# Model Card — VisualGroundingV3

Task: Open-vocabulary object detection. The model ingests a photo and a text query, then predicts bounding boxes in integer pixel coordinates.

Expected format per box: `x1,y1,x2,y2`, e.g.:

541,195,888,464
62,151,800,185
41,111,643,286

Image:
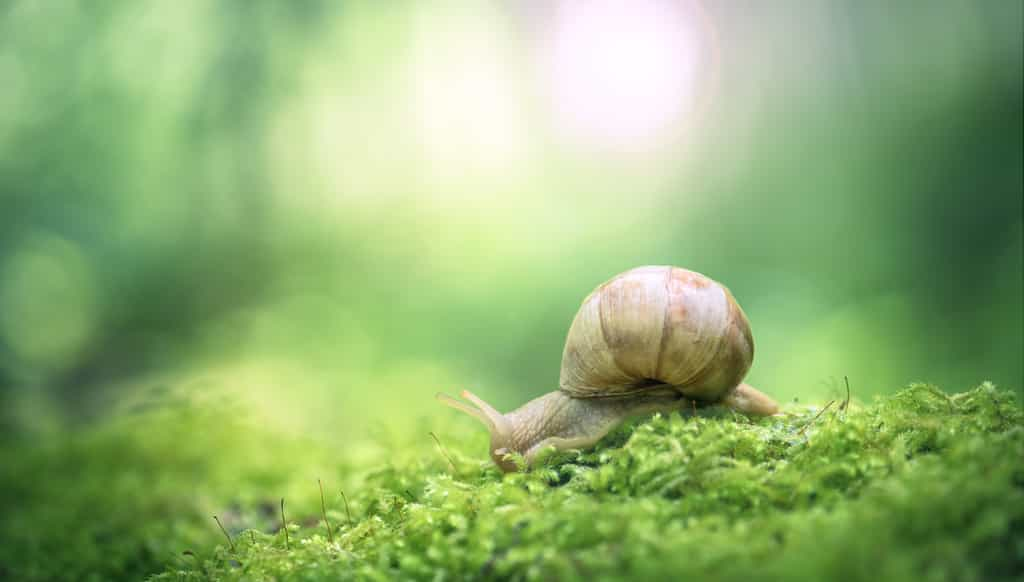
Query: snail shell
559,265,754,404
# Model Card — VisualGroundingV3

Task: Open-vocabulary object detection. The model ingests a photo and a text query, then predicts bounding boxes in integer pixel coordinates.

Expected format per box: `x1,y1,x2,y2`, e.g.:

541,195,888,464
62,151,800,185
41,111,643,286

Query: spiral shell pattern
559,266,754,402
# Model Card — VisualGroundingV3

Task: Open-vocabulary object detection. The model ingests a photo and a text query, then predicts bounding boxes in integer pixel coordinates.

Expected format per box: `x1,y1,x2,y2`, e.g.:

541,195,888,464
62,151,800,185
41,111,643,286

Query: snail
437,265,779,472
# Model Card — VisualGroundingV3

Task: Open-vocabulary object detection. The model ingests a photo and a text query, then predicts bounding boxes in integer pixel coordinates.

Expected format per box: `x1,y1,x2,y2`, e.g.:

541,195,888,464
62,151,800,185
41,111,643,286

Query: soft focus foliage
0,1,1021,440
1,383,1019,580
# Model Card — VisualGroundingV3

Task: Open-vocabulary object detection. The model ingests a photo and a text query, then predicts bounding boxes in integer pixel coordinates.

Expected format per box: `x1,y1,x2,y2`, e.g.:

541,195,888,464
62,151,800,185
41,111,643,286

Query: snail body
437,266,779,472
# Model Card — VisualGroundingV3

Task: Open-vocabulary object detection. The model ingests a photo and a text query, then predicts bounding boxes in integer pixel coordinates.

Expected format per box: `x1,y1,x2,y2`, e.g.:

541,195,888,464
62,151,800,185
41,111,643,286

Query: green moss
0,402,340,581
2,383,1021,581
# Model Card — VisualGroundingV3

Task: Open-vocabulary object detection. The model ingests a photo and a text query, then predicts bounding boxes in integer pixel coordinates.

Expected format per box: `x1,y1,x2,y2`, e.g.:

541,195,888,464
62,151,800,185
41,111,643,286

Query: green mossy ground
1,384,1021,581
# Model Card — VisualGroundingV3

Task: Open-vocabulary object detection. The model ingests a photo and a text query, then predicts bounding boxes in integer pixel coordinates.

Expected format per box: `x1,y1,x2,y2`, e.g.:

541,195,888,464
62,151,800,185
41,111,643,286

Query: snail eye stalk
435,390,511,440
435,391,493,431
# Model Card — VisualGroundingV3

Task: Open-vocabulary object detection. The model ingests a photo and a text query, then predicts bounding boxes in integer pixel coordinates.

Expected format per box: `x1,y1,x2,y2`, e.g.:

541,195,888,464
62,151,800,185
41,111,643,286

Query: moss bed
1,383,1021,581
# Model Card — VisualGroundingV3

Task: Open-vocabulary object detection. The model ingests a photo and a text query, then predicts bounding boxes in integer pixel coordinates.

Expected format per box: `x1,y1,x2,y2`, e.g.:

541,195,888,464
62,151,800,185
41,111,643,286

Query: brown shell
558,266,754,403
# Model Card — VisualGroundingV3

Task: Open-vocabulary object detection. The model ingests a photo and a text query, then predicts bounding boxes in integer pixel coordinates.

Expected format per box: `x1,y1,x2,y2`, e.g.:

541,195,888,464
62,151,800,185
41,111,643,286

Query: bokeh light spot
408,4,530,183
545,0,708,150
0,235,99,369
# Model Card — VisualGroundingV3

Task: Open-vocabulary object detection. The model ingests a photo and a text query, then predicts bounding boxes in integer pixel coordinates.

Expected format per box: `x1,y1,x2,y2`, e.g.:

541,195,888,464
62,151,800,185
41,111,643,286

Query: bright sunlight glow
545,0,707,151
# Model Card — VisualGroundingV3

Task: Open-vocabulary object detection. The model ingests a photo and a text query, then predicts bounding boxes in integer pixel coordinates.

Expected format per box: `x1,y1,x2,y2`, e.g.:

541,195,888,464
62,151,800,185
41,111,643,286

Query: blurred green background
0,0,1021,444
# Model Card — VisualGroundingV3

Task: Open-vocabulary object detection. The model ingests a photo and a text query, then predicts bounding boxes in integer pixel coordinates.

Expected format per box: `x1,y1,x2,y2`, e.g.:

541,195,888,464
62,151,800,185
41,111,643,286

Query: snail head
435,390,517,471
